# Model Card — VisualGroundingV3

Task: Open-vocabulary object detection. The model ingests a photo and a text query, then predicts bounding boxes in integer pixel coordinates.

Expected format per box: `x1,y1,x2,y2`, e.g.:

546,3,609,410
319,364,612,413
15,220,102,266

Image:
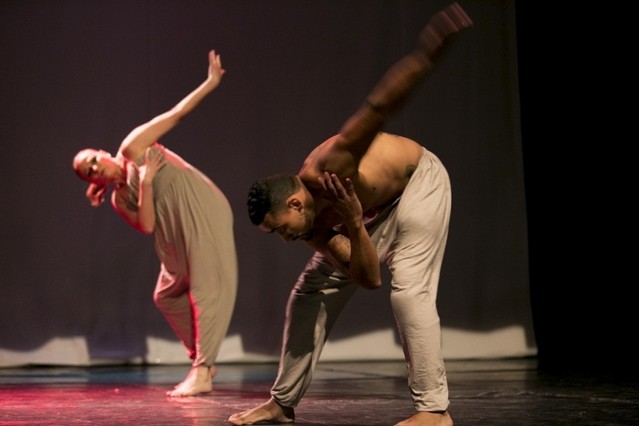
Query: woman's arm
110,50,225,233
110,146,167,234
111,186,140,231
119,50,226,161
136,147,166,233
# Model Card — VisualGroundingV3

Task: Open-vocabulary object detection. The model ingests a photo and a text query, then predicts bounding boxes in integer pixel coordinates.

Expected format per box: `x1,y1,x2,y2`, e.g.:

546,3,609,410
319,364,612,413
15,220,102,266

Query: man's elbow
364,281,382,290
348,265,382,290
356,276,382,290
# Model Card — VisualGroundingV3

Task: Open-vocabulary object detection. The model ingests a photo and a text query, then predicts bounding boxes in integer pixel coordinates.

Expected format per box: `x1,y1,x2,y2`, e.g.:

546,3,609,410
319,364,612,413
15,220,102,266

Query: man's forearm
348,225,382,290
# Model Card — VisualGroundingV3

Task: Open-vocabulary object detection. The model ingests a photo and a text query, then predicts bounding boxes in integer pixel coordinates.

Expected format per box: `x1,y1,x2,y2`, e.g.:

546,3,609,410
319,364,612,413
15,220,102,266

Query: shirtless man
230,3,472,426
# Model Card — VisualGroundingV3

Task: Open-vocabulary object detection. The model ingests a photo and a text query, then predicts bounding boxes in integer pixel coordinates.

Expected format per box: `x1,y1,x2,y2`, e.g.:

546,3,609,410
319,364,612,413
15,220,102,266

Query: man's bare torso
298,131,424,241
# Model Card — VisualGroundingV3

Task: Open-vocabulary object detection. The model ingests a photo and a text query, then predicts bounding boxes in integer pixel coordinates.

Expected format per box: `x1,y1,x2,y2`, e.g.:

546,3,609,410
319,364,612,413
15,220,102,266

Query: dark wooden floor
1,358,638,425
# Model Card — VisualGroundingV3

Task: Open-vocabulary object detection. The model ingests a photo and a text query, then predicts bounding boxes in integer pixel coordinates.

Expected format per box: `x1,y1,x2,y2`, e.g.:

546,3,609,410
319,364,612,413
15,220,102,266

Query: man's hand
319,172,363,229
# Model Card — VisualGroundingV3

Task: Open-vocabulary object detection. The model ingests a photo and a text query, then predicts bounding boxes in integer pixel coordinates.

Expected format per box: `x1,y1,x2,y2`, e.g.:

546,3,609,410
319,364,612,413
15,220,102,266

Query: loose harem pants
271,147,452,412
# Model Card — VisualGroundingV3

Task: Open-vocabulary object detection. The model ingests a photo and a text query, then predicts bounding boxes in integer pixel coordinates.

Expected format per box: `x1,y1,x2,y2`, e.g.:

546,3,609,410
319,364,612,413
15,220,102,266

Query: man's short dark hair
247,174,300,225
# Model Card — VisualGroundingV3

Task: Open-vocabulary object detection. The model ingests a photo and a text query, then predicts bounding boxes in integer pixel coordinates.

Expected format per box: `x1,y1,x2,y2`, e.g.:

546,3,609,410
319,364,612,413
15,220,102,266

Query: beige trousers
146,148,238,368
271,148,451,412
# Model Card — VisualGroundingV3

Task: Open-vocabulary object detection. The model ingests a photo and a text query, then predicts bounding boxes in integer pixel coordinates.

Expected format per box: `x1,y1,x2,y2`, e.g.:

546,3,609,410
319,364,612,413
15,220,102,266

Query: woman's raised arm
119,50,225,161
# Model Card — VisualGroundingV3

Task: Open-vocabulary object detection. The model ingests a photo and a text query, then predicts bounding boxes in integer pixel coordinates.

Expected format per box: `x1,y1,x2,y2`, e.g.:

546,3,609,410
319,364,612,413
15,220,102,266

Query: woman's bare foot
227,397,295,425
394,411,453,426
166,365,216,397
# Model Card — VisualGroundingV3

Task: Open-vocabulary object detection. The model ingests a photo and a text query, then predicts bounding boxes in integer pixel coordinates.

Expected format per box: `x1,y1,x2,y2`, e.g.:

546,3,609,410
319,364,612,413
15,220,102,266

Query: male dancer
231,4,472,425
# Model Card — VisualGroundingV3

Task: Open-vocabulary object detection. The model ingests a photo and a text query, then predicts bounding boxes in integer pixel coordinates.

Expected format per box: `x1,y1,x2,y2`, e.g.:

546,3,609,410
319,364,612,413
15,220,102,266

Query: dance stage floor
1,358,638,425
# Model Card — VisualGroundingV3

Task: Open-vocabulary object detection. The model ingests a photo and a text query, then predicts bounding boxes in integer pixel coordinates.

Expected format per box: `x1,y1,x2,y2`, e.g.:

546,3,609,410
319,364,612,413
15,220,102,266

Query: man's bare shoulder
299,135,340,174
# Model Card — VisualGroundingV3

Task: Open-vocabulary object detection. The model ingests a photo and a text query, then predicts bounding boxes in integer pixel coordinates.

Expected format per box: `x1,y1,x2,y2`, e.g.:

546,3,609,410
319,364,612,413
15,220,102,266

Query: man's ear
287,197,303,211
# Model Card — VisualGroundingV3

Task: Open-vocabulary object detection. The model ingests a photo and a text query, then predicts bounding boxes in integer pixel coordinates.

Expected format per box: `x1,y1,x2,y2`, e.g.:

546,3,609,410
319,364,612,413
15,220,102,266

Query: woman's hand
86,183,107,207
207,49,226,89
139,147,166,185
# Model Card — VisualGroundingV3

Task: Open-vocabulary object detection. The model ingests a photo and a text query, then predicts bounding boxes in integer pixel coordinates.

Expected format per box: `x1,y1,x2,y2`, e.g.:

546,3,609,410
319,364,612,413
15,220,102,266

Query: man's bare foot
166,365,216,397
228,397,295,425
395,411,453,426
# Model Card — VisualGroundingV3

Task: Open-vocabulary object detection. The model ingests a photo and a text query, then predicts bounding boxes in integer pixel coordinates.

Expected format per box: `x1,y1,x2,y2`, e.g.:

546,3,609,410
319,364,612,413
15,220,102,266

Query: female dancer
72,50,237,397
